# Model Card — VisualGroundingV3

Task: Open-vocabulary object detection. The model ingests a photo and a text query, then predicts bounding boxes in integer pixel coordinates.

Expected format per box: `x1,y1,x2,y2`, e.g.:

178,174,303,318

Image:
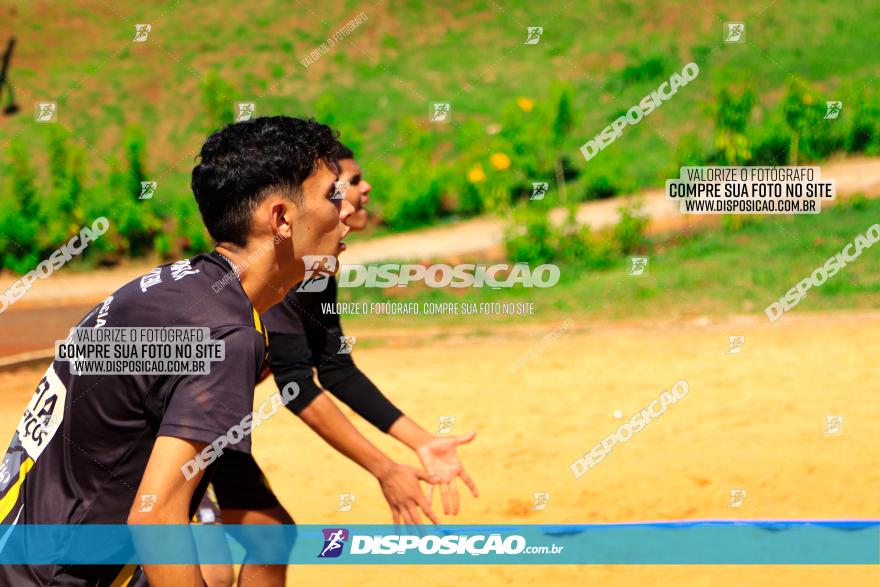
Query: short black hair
333,142,354,161
191,116,339,246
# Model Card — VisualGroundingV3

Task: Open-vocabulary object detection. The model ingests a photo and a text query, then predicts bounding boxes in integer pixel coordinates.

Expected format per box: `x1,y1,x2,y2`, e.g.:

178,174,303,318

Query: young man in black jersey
208,145,478,585
0,117,436,586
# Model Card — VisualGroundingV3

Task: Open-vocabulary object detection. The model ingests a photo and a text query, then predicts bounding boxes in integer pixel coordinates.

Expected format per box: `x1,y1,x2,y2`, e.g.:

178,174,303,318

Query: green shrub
612,200,649,255
781,77,815,164
712,87,754,164
201,71,236,131
503,206,616,269
1,140,42,272
503,208,557,265
379,157,444,231
583,173,619,200
846,88,880,154
606,53,672,92
747,117,790,165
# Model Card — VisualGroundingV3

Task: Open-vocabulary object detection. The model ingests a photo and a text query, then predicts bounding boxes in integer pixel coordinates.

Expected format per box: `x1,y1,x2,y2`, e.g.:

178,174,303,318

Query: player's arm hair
128,436,208,587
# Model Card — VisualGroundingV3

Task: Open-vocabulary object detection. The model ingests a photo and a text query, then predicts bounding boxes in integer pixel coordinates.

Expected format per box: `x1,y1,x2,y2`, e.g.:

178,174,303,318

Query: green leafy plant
712,87,754,165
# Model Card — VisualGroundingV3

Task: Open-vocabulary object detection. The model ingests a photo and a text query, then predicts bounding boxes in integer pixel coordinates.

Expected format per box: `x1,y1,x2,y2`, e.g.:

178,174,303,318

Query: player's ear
271,200,294,240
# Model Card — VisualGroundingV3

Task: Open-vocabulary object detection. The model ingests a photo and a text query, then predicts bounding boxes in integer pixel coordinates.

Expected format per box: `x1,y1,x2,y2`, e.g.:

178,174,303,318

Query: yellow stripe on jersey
0,456,34,522
108,563,137,587
253,307,268,347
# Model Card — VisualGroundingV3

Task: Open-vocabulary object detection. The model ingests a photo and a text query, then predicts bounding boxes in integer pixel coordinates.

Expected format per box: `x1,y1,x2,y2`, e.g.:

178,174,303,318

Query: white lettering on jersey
17,366,67,460
95,295,114,328
170,259,200,282
140,267,163,293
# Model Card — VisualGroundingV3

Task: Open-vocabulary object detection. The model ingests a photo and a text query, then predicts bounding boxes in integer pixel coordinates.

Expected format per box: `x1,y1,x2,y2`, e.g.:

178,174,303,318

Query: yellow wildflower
490,152,511,170
516,97,534,112
467,164,486,183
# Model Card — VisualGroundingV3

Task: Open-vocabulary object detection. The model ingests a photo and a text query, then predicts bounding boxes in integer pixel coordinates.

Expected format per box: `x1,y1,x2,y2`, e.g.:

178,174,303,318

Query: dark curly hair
191,116,340,246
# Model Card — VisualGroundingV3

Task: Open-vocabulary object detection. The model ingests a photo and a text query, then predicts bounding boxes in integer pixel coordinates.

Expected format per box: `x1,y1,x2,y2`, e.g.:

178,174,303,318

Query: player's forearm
129,508,204,586
298,393,394,477
317,362,403,431
388,416,434,450
130,436,208,587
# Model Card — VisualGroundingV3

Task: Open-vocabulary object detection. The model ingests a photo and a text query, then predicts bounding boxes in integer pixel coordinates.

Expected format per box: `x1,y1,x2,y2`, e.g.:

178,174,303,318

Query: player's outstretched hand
416,432,479,516
376,462,439,527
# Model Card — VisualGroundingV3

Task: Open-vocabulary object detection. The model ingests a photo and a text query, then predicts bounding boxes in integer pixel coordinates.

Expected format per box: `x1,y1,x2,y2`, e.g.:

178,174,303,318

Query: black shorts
210,450,281,511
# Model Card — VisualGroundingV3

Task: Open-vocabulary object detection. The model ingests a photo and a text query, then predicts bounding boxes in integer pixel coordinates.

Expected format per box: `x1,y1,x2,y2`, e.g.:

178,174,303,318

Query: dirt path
1,310,878,585
2,156,879,316
345,155,880,264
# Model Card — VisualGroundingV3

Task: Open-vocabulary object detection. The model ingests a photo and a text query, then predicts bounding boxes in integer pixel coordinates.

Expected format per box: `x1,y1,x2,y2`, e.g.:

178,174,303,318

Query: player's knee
201,564,234,587
232,507,297,563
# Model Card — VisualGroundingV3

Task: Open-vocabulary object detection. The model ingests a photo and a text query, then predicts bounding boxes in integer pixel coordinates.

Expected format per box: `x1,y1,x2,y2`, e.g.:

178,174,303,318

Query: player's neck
214,243,294,314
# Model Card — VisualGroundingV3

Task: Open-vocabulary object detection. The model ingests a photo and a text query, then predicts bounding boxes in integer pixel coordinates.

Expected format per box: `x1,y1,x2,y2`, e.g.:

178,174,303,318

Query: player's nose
340,200,356,229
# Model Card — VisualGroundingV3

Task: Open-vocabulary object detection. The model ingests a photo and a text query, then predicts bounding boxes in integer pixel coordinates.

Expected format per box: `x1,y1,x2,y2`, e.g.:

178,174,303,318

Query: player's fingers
392,508,402,533
460,468,479,497
450,479,461,515
426,483,434,507
439,482,451,515
412,466,438,484
401,506,417,527
453,431,477,445
418,496,441,526
407,504,424,528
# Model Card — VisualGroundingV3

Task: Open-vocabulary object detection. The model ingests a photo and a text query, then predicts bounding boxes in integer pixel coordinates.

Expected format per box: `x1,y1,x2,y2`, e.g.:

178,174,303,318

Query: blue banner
0,522,878,564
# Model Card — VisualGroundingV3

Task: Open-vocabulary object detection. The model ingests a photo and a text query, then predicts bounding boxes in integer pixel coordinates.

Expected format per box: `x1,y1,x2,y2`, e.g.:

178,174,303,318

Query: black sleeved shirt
0,252,267,586
261,276,403,432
